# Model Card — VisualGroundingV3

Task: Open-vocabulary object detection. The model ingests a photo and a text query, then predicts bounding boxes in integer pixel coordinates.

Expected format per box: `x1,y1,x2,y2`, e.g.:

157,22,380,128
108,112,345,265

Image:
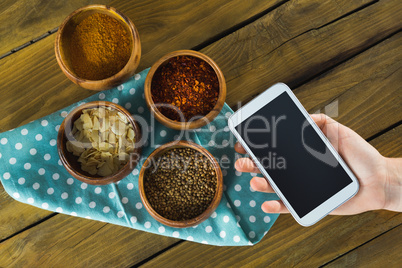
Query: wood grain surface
0,0,96,55
370,125,402,157
216,0,401,107
326,225,401,267
0,0,283,56
294,32,402,139
141,213,401,267
0,184,52,241
0,0,400,266
0,214,179,267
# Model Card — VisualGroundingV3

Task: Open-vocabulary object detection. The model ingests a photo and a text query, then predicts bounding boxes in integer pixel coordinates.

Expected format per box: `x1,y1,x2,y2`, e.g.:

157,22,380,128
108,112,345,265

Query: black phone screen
236,92,352,218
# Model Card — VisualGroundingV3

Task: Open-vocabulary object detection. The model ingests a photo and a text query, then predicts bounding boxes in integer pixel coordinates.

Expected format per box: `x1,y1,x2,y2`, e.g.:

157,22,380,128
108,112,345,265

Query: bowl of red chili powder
144,50,226,130
55,5,141,90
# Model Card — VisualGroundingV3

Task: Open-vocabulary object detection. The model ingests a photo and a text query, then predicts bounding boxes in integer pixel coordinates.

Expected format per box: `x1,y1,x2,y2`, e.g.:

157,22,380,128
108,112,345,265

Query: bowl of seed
144,50,226,130
139,141,223,228
55,5,141,90
57,101,141,185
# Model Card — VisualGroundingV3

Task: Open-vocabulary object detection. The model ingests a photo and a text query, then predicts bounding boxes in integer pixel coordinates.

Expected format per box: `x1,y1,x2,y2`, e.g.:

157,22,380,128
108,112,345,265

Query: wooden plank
370,125,402,157
0,183,51,241
0,0,285,240
293,33,402,139
214,0,401,108
0,0,97,55
0,0,282,56
140,213,401,267
0,214,179,267
325,225,402,267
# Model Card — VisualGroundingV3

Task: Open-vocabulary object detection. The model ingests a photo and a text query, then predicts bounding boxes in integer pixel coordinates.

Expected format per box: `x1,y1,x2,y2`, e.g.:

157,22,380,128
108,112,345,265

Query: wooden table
0,0,401,266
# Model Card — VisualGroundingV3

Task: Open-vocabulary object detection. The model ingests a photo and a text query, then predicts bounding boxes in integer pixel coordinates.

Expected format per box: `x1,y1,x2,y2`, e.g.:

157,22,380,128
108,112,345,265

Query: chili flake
151,56,219,121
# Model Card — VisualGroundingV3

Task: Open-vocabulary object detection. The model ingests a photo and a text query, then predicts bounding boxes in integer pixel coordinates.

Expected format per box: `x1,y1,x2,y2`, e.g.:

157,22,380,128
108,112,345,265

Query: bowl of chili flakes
144,50,226,130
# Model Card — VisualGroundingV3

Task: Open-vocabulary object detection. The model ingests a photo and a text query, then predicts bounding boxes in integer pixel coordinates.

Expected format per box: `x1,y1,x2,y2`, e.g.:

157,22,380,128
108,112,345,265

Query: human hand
234,113,402,215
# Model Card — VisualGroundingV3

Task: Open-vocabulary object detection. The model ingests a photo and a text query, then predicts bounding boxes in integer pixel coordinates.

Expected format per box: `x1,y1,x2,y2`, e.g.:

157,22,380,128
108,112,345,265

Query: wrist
383,157,402,212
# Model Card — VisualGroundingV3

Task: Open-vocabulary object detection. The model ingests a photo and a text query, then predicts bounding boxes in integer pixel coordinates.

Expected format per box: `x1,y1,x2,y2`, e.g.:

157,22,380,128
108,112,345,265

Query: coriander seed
144,147,217,221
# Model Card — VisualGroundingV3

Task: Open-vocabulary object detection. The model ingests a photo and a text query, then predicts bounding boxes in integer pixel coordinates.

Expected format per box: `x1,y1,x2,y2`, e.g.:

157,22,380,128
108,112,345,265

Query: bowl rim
57,101,142,185
144,50,226,130
138,140,223,228
54,4,141,90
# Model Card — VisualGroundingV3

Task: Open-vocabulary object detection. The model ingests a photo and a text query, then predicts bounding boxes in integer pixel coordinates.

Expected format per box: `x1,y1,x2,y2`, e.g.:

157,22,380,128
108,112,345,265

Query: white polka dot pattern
38,168,45,175
32,183,40,190
172,231,180,238
127,183,134,190
220,231,226,238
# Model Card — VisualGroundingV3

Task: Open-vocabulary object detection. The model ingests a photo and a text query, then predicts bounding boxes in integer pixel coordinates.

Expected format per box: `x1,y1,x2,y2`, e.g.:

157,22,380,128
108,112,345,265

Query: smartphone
228,83,359,226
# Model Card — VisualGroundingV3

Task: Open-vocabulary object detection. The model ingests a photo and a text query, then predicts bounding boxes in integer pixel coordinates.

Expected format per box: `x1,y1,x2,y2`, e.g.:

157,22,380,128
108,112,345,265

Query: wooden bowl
57,101,141,185
138,141,223,228
55,5,141,91
144,50,226,130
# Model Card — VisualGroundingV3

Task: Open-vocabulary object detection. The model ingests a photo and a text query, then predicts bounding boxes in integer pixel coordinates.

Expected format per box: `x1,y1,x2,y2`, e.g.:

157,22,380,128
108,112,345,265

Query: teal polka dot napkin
0,68,279,246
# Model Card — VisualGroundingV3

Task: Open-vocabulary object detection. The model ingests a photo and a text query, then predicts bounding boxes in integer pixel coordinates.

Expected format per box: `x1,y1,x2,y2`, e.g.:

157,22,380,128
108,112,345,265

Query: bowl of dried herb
57,101,142,185
144,50,226,130
138,141,223,228
55,5,141,90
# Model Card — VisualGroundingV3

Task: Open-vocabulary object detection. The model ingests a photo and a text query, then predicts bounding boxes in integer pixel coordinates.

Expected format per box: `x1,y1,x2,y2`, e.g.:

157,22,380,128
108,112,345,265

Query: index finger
235,142,247,154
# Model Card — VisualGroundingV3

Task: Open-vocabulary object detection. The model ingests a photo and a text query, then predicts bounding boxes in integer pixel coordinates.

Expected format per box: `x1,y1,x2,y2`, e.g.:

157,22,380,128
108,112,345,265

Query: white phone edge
227,83,359,226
